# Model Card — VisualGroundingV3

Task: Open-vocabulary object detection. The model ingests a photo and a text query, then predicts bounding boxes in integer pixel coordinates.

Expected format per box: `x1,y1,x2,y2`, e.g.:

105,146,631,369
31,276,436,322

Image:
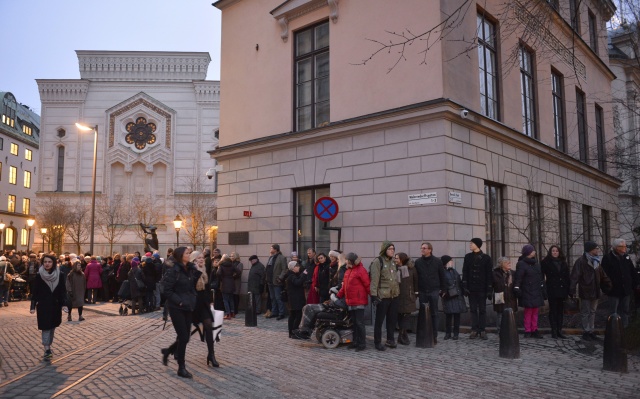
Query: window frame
23,170,31,189
558,199,572,264
9,166,17,185
10,143,18,156
478,11,500,121
569,0,581,34
20,228,28,246
7,195,16,213
595,104,606,172
56,146,65,192
519,44,537,138
22,198,30,215
588,9,598,54
551,69,566,152
527,191,544,256
582,204,593,241
25,148,32,161
601,209,610,252
576,88,588,162
293,185,332,257
484,182,505,260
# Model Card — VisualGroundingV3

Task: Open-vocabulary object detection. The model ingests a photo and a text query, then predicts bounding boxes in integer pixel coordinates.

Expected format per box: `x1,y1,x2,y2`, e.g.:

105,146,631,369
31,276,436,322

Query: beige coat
66,270,86,308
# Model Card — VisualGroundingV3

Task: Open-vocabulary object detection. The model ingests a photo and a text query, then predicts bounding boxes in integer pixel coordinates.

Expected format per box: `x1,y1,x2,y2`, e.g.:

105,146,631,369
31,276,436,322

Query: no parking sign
313,197,339,222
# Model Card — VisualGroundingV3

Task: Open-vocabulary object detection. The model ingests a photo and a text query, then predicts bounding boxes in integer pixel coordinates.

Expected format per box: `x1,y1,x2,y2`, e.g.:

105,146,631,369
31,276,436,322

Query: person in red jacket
337,253,370,352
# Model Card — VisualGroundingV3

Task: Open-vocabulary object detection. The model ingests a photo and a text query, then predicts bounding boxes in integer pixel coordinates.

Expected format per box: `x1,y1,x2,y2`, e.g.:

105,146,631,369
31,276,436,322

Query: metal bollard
245,291,257,327
415,303,435,348
499,308,520,359
603,313,627,373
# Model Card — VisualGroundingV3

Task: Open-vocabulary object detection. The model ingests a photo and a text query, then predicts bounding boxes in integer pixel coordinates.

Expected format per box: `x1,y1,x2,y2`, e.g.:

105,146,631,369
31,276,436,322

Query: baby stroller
9,275,27,301
314,305,354,349
117,280,131,316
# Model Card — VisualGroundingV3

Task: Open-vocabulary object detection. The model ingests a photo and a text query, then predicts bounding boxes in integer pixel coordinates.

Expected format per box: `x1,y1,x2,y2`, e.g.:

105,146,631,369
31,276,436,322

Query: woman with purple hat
514,244,545,338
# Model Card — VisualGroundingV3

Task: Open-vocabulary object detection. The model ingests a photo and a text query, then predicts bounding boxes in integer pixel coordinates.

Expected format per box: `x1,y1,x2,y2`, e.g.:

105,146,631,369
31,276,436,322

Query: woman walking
189,250,220,367
394,252,418,345
161,247,199,378
441,256,467,340
30,255,68,360
541,246,571,338
66,262,86,321
514,245,545,338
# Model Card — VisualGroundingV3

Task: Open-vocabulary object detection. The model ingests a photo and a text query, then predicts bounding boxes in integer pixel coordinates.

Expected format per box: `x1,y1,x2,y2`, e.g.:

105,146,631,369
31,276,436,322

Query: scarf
585,253,601,269
196,263,208,291
38,265,60,292
397,265,409,280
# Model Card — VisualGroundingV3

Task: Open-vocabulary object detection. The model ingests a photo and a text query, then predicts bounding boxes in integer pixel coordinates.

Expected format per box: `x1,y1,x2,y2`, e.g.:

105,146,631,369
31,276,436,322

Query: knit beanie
379,241,394,257
584,241,598,253
288,261,298,271
441,255,452,266
346,252,358,264
470,238,483,249
522,244,535,257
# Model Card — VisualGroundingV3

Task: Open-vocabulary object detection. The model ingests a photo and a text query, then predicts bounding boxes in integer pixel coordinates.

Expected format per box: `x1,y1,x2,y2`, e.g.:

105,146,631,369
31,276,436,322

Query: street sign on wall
314,197,339,222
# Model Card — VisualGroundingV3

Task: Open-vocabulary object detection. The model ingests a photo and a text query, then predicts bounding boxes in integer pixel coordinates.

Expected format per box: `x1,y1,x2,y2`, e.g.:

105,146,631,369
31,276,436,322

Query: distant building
0,91,39,252
37,51,219,255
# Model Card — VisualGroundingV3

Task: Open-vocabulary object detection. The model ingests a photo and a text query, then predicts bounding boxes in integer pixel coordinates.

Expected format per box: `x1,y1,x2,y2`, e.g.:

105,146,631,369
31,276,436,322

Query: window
528,191,543,256
519,45,536,137
23,171,31,188
25,149,32,161
23,198,30,215
0,162,2,181
595,105,605,172
576,89,588,162
22,125,32,136
294,186,331,256
56,146,65,191
10,143,18,155
559,199,571,264
484,182,505,260
601,210,610,252
588,9,598,54
569,0,580,33
5,227,15,248
551,71,565,151
478,13,499,120
294,21,330,131
20,229,28,246
0,137,3,150
8,195,16,213
57,128,66,138
9,166,17,184
582,205,593,241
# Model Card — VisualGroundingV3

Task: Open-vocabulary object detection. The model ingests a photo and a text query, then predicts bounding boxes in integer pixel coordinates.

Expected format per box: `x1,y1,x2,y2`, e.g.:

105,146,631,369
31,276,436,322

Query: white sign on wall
448,191,462,203
408,192,437,206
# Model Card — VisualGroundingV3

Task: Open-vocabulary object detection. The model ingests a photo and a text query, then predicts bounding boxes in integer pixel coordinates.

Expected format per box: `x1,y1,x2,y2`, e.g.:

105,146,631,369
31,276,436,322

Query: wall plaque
228,231,249,245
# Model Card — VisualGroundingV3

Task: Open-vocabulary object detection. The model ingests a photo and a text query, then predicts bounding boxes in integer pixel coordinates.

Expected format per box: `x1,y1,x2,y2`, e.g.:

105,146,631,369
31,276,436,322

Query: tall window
588,9,598,54
478,13,499,120
551,70,565,151
7,195,16,213
23,198,30,215
10,143,18,155
582,205,593,241
294,186,331,256
595,105,606,172
528,191,543,255
601,209,610,252
56,146,65,191
5,227,15,248
294,21,329,131
570,0,580,33
558,199,571,264
23,171,31,188
22,125,32,136
20,229,28,246
25,149,32,161
576,89,588,162
484,182,505,260
519,45,536,137
9,166,17,184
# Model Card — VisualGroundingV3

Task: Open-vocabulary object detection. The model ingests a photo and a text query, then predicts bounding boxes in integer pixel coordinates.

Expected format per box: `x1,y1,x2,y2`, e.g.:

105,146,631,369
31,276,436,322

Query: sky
0,0,222,115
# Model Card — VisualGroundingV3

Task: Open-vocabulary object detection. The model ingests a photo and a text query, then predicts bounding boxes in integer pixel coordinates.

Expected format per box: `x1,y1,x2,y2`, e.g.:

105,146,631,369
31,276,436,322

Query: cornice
36,80,90,103
193,81,221,103
271,0,338,42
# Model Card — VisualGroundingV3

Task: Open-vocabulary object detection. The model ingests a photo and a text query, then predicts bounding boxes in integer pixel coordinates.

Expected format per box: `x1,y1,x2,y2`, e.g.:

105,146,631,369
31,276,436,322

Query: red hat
145,252,152,257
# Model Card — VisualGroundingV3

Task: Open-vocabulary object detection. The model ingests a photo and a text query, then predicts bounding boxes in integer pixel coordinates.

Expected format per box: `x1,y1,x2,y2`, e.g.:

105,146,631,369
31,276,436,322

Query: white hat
288,261,298,271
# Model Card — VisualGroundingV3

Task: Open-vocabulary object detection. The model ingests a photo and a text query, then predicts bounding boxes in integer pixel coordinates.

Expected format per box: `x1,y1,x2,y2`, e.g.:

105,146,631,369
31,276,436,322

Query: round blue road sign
314,197,339,222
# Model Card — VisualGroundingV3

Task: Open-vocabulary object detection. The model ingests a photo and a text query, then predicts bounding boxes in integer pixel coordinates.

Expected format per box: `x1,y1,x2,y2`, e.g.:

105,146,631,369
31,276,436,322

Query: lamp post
173,215,183,247
26,218,35,253
0,221,5,253
40,227,47,253
75,122,98,255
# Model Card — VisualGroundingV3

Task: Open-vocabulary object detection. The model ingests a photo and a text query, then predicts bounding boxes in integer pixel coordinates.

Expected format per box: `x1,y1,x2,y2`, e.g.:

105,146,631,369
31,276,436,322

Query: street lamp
26,218,35,252
173,214,183,247
0,221,5,253
75,122,98,255
40,227,47,253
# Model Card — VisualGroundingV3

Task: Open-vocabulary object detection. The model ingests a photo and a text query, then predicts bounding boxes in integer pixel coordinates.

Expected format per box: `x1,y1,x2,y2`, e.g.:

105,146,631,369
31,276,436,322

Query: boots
67,314,72,322
207,349,220,367
398,330,410,345
161,342,177,366
177,364,193,379
551,329,558,339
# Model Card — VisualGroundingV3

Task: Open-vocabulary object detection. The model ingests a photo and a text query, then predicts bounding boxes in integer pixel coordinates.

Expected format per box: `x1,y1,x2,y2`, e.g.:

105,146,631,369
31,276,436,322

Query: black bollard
499,308,520,359
603,313,627,373
245,291,257,327
415,303,435,348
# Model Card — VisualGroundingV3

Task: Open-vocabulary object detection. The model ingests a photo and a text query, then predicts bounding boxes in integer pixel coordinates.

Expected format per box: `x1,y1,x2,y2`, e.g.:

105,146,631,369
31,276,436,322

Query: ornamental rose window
125,117,157,150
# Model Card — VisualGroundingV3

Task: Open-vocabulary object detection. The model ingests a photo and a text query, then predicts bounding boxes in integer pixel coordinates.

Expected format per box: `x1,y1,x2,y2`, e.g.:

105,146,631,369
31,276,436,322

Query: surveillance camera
460,109,469,118
206,168,215,180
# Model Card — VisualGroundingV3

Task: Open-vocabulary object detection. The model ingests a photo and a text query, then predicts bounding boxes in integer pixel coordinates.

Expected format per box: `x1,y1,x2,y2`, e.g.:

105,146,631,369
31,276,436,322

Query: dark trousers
374,297,398,344
419,291,440,337
548,297,565,331
468,292,487,332
145,289,155,311
351,308,366,348
168,307,192,365
445,313,461,335
101,283,110,302
288,309,302,335
69,305,83,317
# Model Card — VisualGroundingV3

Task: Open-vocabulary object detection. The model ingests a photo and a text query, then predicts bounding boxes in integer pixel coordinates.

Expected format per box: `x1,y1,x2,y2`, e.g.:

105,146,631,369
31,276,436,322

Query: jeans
419,291,440,337
611,295,631,328
41,328,55,346
468,292,487,332
351,308,366,348
273,285,286,317
374,297,399,344
548,297,565,331
155,283,161,309
580,298,598,332
222,293,235,315
168,307,192,365
0,285,8,304
523,307,539,332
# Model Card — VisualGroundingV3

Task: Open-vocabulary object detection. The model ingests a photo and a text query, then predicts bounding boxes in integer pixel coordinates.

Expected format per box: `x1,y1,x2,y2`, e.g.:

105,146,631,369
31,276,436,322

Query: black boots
207,350,220,367
161,342,177,366
177,364,193,379
398,330,410,345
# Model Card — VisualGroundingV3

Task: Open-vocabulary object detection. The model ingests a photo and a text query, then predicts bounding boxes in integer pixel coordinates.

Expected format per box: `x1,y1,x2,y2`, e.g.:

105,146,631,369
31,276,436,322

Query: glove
371,296,381,306
330,293,338,302
329,286,339,295
513,287,521,297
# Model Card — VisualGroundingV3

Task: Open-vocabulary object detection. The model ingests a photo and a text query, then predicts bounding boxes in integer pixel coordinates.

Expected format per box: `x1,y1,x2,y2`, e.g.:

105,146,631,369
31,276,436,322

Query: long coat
84,260,103,289
128,266,145,299
601,251,636,298
540,256,570,299
232,261,244,294
217,260,236,294
66,270,87,308
442,267,467,314
570,255,612,300
492,267,518,313
247,261,265,293
514,257,545,308
31,271,68,330
397,262,419,314
286,271,306,311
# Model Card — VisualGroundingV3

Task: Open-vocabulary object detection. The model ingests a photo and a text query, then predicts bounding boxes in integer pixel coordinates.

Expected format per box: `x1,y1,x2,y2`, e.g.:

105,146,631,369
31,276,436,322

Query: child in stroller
292,288,353,348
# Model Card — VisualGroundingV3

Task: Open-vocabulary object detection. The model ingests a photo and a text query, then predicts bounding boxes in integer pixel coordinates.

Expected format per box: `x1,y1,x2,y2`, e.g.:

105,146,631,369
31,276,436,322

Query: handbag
563,297,580,315
494,291,505,305
135,278,146,290
447,287,459,298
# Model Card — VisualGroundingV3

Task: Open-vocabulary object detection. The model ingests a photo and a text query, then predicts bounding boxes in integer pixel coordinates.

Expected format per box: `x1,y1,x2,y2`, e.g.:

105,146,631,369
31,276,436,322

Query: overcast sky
1,0,221,115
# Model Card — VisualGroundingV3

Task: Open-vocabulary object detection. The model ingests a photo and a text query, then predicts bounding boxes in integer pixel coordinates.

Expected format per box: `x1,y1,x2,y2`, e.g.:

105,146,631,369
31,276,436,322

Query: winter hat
521,244,535,257
96,256,102,261
288,261,298,271
145,252,152,257
133,257,140,262
328,250,340,259
441,255,452,266
84,256,91,262
379,241,394,257
153,253,160,258
291,251,298,258
470,238,483,249
346,252,358,264
584,241,599,253
248,255,258,261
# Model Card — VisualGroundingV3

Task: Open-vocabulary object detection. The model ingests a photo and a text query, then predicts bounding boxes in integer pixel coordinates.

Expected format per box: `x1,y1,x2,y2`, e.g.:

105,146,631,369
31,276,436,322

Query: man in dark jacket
570,241,612,340
303,248,316,293
267,244,288,320
247,255,265,315
462,238,493,340
601,238,637,328
414,242,446,342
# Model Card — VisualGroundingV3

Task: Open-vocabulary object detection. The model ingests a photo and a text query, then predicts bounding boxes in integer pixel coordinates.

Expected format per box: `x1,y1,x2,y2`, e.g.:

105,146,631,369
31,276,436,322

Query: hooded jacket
369,241,399,299
338,262,371,307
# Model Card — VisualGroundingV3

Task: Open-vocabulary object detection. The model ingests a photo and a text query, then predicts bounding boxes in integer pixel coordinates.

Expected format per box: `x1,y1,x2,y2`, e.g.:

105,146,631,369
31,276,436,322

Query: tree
175,176,217,250
65,200,91,254
36,195,72,254
96,193,129,255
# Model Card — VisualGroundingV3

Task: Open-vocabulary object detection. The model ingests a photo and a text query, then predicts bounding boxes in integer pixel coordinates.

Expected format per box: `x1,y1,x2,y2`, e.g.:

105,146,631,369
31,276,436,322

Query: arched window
57,146,65,191
5,226,16,249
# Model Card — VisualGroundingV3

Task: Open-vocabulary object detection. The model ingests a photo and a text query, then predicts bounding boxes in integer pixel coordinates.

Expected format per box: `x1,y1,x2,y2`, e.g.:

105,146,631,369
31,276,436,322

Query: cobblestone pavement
1,300,639,399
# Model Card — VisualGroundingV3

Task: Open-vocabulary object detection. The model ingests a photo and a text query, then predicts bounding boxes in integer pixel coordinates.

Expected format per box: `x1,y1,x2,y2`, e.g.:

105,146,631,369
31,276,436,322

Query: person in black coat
29,255,68,361
314,254,332,302
128,259,145,315
247,255,266,315
601,238,638,328
541,245,570,338
414,242,447,341
142,257,157,312
461,238,493,339
161,247,200,379
286,261,306,338
514,245,545,338
190,251,219,368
